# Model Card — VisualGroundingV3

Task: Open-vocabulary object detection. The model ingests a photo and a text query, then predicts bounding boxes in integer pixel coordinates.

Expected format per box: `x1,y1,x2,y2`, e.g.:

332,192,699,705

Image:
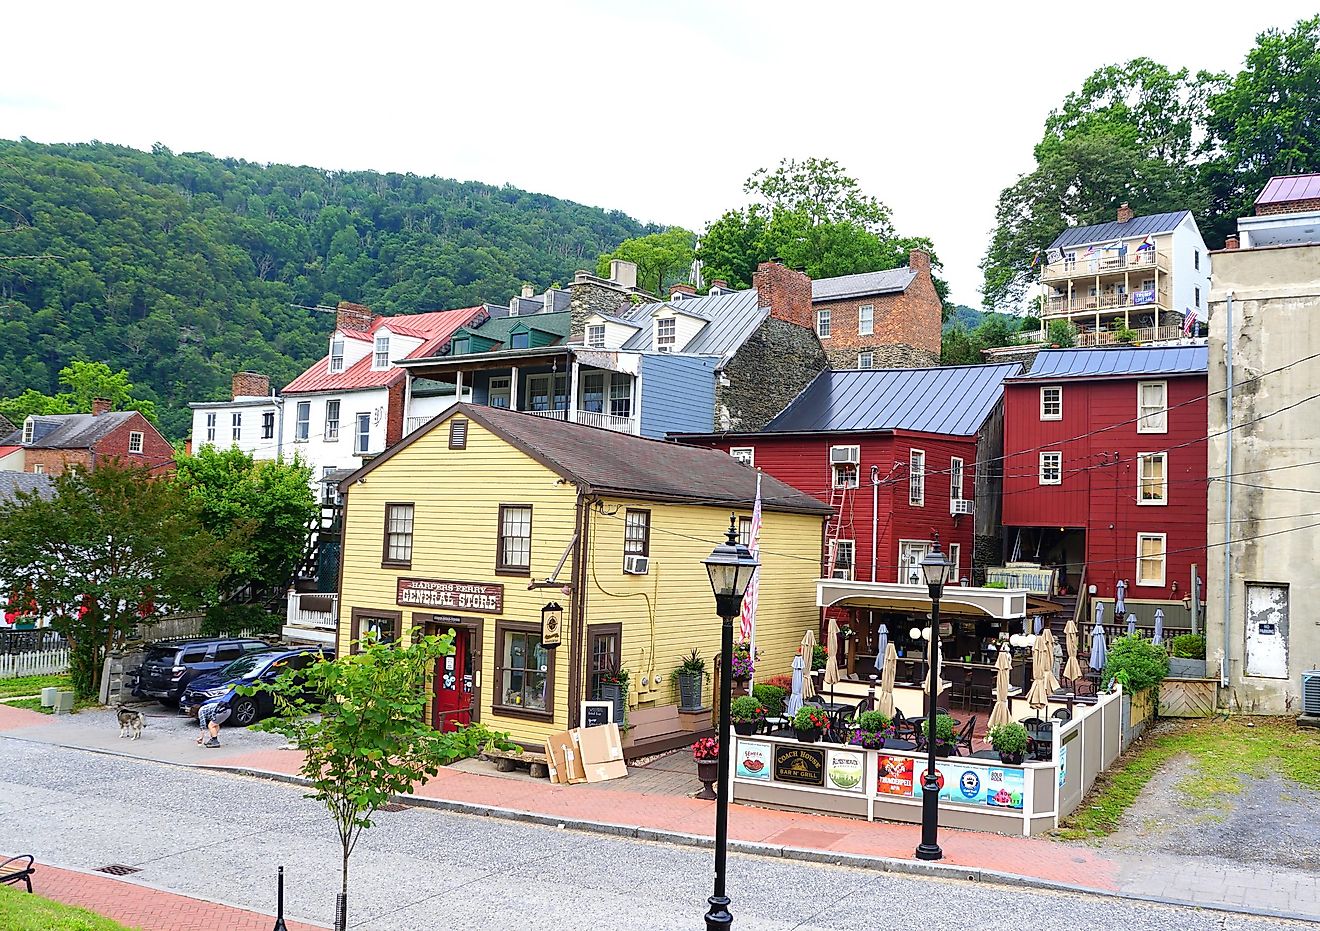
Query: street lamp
915,541,953,862
701,514,760,930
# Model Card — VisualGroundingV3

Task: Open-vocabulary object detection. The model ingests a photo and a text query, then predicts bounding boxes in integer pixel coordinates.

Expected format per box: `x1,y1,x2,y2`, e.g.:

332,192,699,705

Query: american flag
739,472,762,646
1183,308,1198,336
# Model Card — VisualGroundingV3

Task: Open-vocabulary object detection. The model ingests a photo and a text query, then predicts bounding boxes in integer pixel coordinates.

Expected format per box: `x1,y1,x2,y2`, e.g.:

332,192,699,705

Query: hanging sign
540,602,563,649
396,578,503,613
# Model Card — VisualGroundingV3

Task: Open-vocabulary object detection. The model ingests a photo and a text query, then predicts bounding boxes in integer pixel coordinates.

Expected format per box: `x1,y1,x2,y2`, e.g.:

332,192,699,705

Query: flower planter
794,727,822,743
935,743,954,758
1168,657,1207,679
998,751,1025,765
733,720,757,737
695,758,719,800
676,671,704,710
600,683,626,724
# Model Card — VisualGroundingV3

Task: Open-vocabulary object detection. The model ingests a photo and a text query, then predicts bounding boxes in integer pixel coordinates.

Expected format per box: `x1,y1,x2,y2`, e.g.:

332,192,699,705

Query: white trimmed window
858,304,874,336
947,543,961,584
1138,452,1167,504
909,449,925,506
1136,533,1167,586
730,447,754,467
816,308,831,338
354,413,371,454
1137,381,1167,433
488,377,511,409
325,400,341,441
329,337,345,373
857,352,874,370
655,317,676,352
585,324,606,349
31,463,44,474
1039,451,1062,485
205,413,216,443
1040,386,1062,420
373,334,390,369
950,457,964,503
231,412,242,442
295,402,310,442
127,431,144,454
831,540,855,580
21,418,34,445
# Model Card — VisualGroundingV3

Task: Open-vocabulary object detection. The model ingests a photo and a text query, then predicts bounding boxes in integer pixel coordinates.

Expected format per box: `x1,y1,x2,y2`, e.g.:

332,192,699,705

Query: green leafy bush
1047,320,1077,347
921,713,957,743
752,683,787,717
989,721,1029,755
1170,634,1206,660
201,602,281,637
730,695,766,722
1103,634,1169,691
811,644,827,671
857,710,892,732
793,706,831,731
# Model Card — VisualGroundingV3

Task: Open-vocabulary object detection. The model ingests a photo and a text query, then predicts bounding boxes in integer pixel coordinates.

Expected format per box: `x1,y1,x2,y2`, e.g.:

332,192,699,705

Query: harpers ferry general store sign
396,578,504,614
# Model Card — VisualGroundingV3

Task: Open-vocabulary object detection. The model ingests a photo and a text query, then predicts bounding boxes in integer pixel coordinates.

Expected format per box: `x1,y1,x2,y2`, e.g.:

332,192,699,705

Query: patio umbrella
800,629,818,701
1152,609,1165,646
875,624,889,661
877,642,897,718
1026,630,1060,709
823,616,842,703
922,636,948,698
1032,614,1044,634
988,645,1014,728
1094,600,1105,629
1089,621,1108,673
786,653,805,717
1126,613,1137,637
1062,617,1083,683
1115,579,1127,615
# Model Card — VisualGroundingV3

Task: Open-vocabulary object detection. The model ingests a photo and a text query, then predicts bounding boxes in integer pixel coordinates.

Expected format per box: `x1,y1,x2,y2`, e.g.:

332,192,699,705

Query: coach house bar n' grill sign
396,578,504,614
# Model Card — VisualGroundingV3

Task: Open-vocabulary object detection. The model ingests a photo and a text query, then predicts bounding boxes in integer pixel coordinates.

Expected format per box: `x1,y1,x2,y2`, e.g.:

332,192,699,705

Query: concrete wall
1206,243,1320,714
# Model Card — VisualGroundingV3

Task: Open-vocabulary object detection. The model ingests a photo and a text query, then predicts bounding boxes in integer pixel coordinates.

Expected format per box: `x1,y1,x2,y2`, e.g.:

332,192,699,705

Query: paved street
0,738,1310,931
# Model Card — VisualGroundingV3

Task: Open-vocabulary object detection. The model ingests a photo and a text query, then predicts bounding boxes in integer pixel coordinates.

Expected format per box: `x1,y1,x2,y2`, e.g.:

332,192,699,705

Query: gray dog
116,703,146,740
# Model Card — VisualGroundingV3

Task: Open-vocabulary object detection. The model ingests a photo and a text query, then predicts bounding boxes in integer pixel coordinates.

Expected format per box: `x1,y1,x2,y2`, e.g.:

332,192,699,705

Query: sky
3,1,1316,307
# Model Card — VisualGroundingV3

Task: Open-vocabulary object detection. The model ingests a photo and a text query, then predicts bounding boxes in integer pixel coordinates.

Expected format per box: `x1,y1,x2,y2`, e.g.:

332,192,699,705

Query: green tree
1047,320,1078,347
595,227,696,294
745,157,893,233
0,361,159,427
249,633,514,929
0,463,231,698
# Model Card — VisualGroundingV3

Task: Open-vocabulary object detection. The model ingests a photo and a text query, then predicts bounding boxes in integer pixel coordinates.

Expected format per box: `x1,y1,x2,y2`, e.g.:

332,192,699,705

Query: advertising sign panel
735,741,771,780
825,749,865,792
911,760,1024,810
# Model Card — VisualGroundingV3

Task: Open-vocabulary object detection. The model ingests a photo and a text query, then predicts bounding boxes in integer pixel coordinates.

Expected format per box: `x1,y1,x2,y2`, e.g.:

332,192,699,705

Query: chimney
1116,202,1134,224
907,248,931,275
669,283,697,299
608,259,638,291
91,397,112,417
752,260,813,330
521,284,535,299
1224,234,1240,250
335,301,375,334
232,372,271,400
710,279,729,292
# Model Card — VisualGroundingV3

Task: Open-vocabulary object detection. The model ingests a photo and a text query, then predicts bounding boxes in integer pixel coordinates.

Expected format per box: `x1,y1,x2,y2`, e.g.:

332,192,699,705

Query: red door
433,628,474,732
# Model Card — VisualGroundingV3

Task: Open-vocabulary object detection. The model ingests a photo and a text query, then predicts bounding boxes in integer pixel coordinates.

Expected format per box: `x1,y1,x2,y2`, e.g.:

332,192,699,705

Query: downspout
274,392,284,460
1221,292,1234,687
870,464,880,582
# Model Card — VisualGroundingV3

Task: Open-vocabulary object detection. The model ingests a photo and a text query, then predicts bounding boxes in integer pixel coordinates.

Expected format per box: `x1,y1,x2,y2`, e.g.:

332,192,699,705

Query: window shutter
449,419,468,450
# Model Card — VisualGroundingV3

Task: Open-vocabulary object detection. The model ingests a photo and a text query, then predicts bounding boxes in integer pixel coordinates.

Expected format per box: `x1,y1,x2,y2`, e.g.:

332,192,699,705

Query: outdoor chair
1020,716,1047,731
0,855,35,893
954,716,976,756
892,708,919,741
1052,708,1073,723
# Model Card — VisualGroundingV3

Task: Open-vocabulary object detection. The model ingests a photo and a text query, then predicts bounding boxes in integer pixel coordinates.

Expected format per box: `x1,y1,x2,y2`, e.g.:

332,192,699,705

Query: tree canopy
595,227,696,294
0,360,159,426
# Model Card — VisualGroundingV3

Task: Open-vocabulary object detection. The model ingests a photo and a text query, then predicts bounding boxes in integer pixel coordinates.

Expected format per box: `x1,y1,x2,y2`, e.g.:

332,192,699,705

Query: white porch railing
523,408,637,433
405,416,429,435
285,591,338,632
524,409,569,421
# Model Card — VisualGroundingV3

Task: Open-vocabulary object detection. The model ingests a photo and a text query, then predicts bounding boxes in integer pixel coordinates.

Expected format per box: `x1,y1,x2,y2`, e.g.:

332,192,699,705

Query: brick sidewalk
31,863,326,931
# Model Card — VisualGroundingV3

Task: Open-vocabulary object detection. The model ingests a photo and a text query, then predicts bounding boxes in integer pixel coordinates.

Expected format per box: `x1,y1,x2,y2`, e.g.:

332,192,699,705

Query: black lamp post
915,541,953,862
701,515,760,930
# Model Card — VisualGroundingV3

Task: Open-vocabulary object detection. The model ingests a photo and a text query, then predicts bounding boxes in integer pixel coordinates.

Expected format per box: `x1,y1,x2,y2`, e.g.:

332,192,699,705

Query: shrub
1103,634,1169,692
857,710,892,732
202,602,281,637
1114,326,1138,343
1047,320,1077,347
921,713,957,743
793,706,831,731
762,673,794,692
752,683,787,717
670,648,709,684
811,644,827,671
1170,634,1206,660
730,695,766,722
989,721,1029,755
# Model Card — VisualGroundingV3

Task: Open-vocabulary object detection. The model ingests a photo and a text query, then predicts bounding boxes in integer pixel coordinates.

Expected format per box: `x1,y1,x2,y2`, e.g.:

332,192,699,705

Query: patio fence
0,646,70,679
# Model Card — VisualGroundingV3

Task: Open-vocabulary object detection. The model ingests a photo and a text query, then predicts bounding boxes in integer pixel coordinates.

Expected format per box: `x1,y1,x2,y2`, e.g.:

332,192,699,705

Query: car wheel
231,697,259,727
158,698,179,709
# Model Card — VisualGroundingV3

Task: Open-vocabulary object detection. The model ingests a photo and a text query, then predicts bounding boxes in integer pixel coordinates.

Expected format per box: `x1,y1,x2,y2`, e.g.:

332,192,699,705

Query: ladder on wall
822,486,855,578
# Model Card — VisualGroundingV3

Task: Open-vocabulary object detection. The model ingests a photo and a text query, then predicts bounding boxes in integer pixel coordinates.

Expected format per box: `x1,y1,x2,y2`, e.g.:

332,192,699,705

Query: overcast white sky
3,1,1315,307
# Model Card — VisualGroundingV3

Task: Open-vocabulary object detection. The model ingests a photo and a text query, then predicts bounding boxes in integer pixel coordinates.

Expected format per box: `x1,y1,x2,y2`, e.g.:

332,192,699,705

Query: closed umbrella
922,636,948,698
988,646,1014,728
1126,613,1137,637
875,624,889,661
1032,615,1044,634
1152,609,1165,646
823,616,842,703
786,653,805,717
1089,621,1108,673
877,642,897,718
1063,617,1083,682
1115,579,1127,616
1026,631,1059,709
800,629,818,701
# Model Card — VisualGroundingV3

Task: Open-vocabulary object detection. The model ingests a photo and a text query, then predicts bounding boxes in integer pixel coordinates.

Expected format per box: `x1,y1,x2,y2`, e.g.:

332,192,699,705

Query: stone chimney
335,301,375,334
521,284,535,299
752,260,813,330
232,372,271,400
907,248,932,275
91,397,112,417
608,259,638,291
1117,202,1134,223
669,283,697,299
1224,234,1240,250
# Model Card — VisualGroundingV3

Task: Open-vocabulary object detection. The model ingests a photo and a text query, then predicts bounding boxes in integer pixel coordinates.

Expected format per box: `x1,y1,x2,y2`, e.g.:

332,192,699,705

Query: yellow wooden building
334,403,830,753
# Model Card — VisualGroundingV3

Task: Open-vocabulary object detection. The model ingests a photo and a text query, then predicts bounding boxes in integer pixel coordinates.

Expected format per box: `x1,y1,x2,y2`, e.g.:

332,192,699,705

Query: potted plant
729,643,758,687
848,710,892,750
692,737,719,800
730,695,766,736
989,721,1029,765
670,648,708,710
751,683,787,719
1168,634,1207,679
792,705,830,743
921,713,957,757
599,665,629,724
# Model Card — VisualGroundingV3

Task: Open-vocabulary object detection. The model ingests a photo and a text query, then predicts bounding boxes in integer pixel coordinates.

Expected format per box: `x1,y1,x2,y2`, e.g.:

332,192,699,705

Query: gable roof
618,289,768,362
1010,345,1208,382
1256,173,1320,208
0,471,54,502
1,411,143,449
1049,211,1191,250
762,364,1021,436
344,403,831,516
811,267,916,302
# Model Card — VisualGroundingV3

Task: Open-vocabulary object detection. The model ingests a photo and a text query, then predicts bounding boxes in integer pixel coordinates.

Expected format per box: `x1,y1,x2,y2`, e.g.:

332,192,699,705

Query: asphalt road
0,737,1306,931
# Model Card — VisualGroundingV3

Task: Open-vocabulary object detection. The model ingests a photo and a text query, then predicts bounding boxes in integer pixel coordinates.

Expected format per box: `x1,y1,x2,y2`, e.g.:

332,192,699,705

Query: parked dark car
135,637,269,706
180,646,335,727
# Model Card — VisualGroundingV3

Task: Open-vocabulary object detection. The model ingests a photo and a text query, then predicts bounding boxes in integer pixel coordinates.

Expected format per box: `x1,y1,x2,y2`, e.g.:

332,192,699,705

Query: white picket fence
0,647,70,679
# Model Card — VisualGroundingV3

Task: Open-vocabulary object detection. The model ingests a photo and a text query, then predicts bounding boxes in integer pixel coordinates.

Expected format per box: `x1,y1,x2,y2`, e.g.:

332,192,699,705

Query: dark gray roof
6,412,141,449
619,289,768,362
349,403,831,516
0,472,55,502
1049,211,1191,250
1011,346,1208,381
764,364,1022,436
811,267,915,302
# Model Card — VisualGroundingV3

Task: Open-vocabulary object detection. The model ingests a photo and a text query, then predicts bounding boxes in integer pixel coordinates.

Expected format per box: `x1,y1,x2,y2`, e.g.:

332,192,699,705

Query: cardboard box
546,729,586,784
574,722,628,783
543,738,564,785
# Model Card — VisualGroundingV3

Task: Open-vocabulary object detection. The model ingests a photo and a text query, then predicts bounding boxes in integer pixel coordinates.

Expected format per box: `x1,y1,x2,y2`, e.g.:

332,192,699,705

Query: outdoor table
883,738,916,751
1025,726,1053,759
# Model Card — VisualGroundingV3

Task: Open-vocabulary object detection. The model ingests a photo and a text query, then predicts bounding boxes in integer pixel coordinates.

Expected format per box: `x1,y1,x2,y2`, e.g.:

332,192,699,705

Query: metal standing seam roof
619,289,769,363
763,364,1022,436
1255,173,1320,206
1010,346,1208,381
1049,211,1191,250
811,267,916,302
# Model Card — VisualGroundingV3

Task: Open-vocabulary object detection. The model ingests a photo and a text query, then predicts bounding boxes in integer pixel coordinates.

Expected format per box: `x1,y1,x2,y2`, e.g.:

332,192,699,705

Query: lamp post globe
915,541,952,862
701,515,760,930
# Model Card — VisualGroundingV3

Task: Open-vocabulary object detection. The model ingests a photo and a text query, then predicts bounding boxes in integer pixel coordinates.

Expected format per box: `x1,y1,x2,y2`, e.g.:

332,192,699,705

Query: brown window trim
585,622,622,703
495,503,532,577
623,508,651,557
381,501,414,569
492,620,555,721
449,418,468,449
349,607,403,655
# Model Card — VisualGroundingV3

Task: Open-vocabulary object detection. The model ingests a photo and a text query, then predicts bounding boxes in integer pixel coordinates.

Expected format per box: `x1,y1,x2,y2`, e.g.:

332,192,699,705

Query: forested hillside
0,140,658,436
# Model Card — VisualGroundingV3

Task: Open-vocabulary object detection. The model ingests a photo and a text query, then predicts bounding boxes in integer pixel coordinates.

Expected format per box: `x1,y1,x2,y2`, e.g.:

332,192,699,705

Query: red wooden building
1000,346,1208,612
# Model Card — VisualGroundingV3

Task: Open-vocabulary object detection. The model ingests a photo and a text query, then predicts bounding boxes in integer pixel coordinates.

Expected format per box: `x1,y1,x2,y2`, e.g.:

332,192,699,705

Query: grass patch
0,673,71,699
0,883,137,929
1,694,99,715
1058,717,1320,840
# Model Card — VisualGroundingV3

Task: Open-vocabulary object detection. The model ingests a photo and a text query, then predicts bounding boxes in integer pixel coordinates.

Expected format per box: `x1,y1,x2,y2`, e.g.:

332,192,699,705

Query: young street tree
250,633,513,931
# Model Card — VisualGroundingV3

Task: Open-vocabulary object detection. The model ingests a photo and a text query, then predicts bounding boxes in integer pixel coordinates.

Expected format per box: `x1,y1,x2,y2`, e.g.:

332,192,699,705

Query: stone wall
568,273,656,338
716,317,827,431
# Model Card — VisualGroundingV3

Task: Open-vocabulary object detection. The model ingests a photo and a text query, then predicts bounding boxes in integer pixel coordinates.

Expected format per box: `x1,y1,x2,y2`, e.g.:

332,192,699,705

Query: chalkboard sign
580,701,613,729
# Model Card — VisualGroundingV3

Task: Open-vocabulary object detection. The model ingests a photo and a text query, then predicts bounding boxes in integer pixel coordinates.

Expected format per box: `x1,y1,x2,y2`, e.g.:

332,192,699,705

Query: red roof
283,307,483,394
1255,173,1320,206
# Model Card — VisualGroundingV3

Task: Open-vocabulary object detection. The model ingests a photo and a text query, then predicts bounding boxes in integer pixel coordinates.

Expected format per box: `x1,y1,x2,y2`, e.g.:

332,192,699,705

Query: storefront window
497,624,551,713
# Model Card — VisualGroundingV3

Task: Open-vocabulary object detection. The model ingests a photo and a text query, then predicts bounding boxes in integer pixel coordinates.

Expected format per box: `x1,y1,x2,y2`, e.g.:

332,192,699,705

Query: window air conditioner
829,445,860,466
951,499,975,516
623,555,650,575
831,568,851,581
1303,670,1320,716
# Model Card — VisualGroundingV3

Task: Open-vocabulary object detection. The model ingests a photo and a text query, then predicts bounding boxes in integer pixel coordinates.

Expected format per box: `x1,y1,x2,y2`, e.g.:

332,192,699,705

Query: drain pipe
870,464,880,582
1221,291,1234,687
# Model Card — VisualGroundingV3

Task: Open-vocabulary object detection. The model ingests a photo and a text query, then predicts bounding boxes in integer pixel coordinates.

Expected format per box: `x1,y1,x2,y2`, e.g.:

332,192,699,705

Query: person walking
194,699,228,748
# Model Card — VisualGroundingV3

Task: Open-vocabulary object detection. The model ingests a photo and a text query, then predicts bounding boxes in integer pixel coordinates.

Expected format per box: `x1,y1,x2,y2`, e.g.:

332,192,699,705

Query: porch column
403,370,414,433
510,365,519,411
454,370,464,406
568,357,580,423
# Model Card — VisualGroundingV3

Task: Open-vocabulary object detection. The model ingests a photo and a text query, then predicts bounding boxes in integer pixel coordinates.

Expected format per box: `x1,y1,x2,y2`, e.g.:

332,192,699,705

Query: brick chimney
752,260,813,330
907,248,932,275
335,301,375,334
1224,234,1240,250
232,372,271,400
91,397,112,417
1116,202,1134,223
669,283,697,299
709,279,729,291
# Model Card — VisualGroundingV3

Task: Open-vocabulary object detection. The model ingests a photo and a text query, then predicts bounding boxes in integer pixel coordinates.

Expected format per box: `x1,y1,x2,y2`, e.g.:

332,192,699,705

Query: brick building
810,249,943,369
0,399,175,476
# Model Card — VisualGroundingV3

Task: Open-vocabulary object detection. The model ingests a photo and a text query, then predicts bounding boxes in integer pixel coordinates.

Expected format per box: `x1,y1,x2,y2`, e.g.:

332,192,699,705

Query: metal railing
1041,249,1169,281
1043,288,1171,316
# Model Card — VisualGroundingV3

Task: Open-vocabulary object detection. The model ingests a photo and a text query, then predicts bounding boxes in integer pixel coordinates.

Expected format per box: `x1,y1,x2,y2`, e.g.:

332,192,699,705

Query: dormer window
656,318,676,352
329,337,345,373
585,325,606,349
510,331,530,350
451,337,470,356
21,417,34,445
373,334,390,369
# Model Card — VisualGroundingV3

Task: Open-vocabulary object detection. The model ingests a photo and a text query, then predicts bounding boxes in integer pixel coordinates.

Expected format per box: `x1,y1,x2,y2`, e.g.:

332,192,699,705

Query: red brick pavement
31,863,326,931
0,703,48,731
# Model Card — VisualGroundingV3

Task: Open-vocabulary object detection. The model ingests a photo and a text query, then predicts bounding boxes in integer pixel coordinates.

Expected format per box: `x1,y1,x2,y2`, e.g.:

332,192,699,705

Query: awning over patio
816,579,1029,620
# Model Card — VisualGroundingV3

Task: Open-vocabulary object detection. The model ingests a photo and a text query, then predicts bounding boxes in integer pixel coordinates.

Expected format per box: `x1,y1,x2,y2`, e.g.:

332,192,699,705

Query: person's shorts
197,703,231,728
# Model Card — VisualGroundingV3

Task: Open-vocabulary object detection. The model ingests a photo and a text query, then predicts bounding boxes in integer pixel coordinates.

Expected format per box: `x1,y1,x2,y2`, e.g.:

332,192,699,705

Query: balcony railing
1043,288,1171,317
524,408,569,421
1075,325,1183,348
284,591,338,645
1040,249,1169,281
405,416,430,435
523,407,638,434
